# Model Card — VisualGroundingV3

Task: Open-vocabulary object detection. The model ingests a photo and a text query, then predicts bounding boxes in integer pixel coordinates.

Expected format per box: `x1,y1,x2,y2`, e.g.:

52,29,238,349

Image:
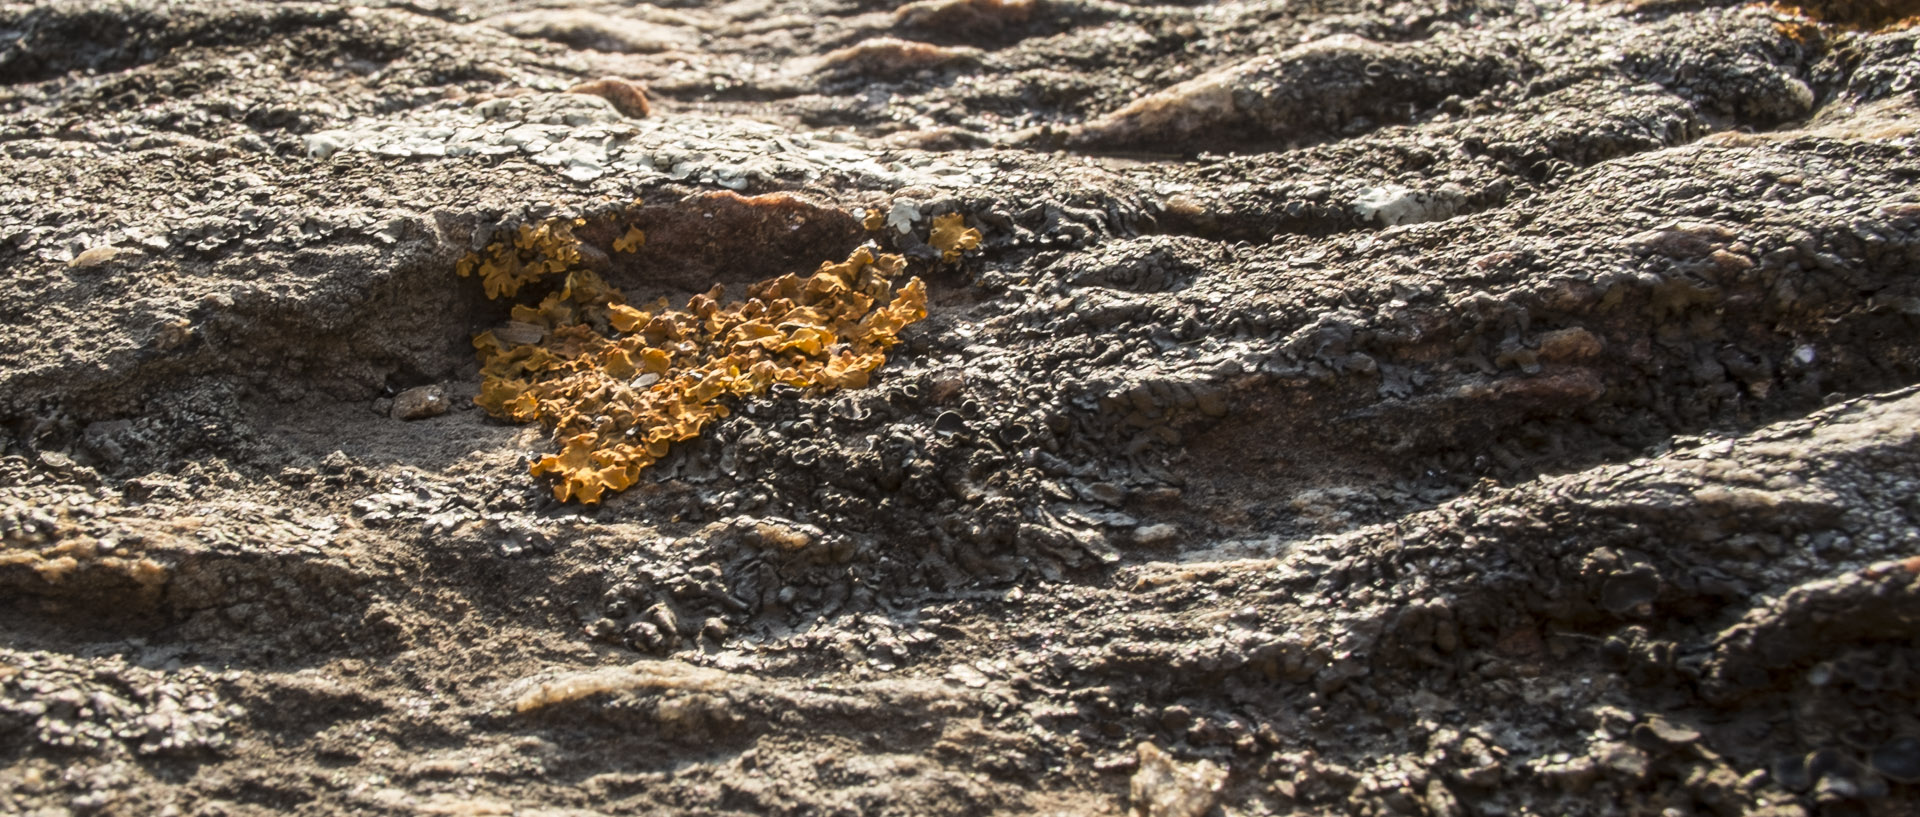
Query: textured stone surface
2,0,1919,814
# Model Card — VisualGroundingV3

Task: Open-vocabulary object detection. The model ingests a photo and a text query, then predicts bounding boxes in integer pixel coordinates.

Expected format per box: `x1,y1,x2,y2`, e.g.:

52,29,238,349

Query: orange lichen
31,555,79,582
1771,16,1824,41
567,77,652,119
614,226,647,253
2,526,171,596
1756,0,1920,32
459,216,929,503
863,208,886,232
457,219,586,300
928,212,982,262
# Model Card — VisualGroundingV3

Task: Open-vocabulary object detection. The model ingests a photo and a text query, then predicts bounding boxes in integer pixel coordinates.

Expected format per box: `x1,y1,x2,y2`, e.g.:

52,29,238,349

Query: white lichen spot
887,199,922,234
1352,183,1468,227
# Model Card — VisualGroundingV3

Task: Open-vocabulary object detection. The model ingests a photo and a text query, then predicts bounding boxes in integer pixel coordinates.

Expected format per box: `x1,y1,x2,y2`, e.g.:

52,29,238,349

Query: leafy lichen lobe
460,214,930,503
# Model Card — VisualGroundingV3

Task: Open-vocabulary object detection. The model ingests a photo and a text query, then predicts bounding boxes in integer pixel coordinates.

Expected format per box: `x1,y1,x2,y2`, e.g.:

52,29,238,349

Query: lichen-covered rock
2,0,1919,814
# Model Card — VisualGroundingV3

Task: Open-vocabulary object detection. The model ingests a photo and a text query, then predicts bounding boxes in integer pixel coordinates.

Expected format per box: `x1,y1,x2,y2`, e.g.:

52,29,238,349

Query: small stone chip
1130,742,1226,817
392,385,450,421
68,246,140,269
1134,523,1181,548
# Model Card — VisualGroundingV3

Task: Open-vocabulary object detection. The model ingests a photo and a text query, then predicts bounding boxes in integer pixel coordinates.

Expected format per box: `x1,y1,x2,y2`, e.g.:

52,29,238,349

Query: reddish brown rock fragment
568,77,651,119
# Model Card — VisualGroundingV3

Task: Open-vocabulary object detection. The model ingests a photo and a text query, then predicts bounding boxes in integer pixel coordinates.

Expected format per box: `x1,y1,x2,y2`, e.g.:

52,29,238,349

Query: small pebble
1134,523,1181,548
1871,736,1920,784
391,385,449,421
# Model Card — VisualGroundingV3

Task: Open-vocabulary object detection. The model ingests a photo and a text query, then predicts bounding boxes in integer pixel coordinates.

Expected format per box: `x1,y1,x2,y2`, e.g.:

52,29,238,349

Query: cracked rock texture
3,0,1920,815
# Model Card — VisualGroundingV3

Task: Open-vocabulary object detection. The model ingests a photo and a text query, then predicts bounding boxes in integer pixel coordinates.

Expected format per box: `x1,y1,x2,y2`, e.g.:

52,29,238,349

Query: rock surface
2,0,1919,814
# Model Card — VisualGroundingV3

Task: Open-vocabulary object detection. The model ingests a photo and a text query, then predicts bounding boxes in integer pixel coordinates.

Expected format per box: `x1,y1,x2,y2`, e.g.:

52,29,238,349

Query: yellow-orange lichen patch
1755,0,1919,32
928,213,982,262
467,224,929,502
567,76,652,119
457,218,587,300
2,529,171,597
